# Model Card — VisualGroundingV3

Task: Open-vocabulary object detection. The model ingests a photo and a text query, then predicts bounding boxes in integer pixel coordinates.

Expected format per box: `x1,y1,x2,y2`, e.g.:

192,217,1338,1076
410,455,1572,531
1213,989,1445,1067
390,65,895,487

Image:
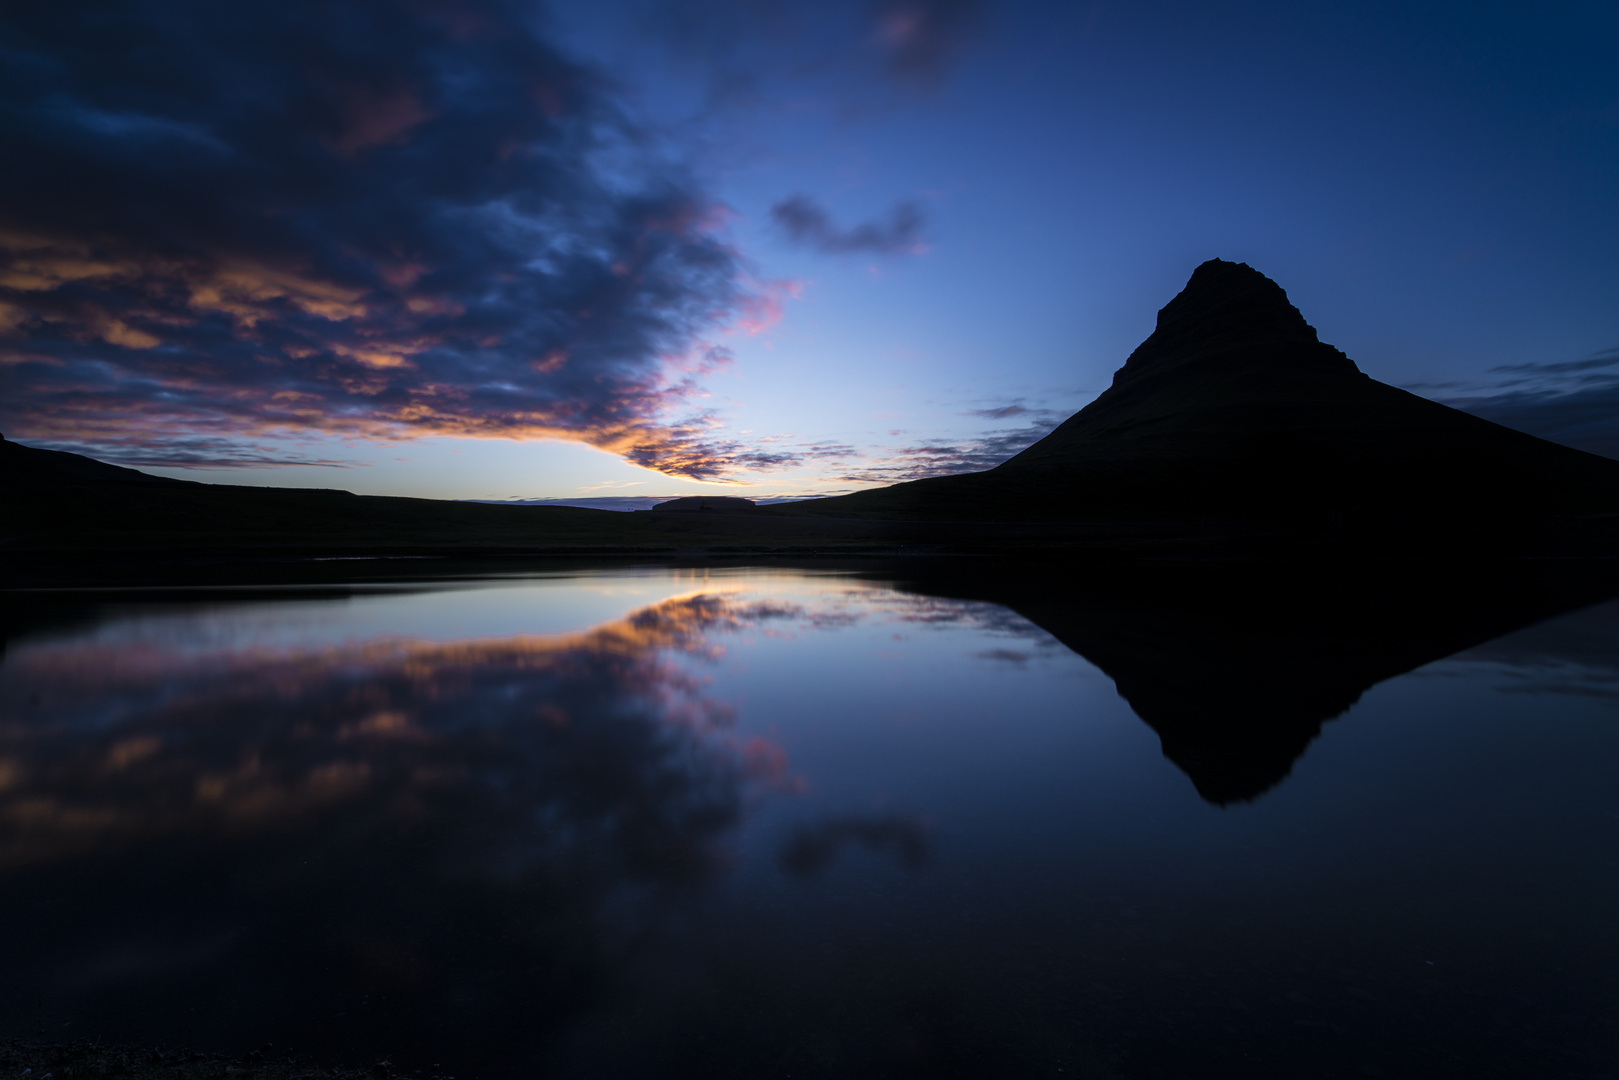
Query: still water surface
2,566,1617,1078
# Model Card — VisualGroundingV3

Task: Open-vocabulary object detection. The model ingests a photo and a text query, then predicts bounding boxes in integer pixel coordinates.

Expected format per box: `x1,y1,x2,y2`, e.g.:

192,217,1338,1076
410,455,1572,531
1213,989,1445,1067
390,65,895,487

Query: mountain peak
801,257,1619,528
1159,258,1309,334
1109,259,1359,389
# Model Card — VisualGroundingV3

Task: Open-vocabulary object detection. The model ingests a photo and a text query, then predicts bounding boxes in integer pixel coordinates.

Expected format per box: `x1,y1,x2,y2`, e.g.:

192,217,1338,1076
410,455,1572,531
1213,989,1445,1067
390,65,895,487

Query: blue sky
3,0,1616,499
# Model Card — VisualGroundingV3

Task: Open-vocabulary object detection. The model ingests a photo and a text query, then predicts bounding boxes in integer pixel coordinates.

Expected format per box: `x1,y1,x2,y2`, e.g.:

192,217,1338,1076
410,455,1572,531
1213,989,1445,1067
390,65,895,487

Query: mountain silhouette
796,259,1619,524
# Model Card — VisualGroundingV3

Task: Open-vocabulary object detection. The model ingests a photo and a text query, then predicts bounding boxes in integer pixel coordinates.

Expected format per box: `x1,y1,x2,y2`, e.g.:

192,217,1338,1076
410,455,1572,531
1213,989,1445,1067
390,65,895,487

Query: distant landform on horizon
784,259,1619,524
7,259,1619,575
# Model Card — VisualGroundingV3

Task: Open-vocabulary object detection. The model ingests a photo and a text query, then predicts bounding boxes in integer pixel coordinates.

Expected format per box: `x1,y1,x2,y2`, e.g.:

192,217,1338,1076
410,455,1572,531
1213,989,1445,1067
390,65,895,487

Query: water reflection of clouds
1473,660,1619,703
777,813,932,878
973,648,1036,666
0,583,1057,873
1433,600,1619,706
0,588,845,1066
779,588,1063,657
632,585,1061,661
0,591,807,870
0,578,1063,1066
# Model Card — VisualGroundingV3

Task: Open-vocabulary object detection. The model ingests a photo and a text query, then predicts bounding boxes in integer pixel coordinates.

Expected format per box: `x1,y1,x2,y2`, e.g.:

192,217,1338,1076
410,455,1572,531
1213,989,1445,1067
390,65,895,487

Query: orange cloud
189,263,370,328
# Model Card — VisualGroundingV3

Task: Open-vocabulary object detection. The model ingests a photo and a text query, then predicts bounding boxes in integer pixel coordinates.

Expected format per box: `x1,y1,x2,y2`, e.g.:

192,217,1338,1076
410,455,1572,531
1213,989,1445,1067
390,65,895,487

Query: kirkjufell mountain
797,259,1619,523
8,259,1619,576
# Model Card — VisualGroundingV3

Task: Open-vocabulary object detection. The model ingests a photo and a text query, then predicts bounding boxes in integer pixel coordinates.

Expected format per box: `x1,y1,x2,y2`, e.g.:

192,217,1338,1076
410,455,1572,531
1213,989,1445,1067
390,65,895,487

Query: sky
2,0,1617,502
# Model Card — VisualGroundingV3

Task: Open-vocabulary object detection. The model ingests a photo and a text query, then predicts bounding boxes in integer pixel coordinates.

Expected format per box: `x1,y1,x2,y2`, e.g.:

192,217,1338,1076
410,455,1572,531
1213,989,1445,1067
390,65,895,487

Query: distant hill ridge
790,259,1619,523
650,496,760,513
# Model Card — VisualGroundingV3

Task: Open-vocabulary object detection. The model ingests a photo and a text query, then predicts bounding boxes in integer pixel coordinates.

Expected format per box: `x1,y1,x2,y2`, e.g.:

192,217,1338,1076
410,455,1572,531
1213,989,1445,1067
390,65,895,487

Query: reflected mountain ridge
880,558,1619,804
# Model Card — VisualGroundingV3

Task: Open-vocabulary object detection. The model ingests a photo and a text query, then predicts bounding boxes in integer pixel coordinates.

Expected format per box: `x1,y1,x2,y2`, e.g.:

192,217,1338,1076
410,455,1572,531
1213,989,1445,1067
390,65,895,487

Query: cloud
796,439,863,460
0,0,796,480
769,195,928,256
1485,347,1619,378
834,406,1068,484
609,0,984,114
1420,347,1619,461
1457,386,1619,460
13,436,355,470
871,0,984,89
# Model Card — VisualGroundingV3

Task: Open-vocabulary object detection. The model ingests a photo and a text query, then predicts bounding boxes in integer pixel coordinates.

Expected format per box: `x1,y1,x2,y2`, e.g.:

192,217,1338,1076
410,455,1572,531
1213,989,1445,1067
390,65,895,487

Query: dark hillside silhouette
4,436,202,492
0,432,669,562
793,260,1619,524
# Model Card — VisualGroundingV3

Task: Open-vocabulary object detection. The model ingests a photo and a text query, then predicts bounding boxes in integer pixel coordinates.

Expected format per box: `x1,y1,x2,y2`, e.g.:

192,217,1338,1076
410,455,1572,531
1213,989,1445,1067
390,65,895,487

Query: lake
2,562,1618,1078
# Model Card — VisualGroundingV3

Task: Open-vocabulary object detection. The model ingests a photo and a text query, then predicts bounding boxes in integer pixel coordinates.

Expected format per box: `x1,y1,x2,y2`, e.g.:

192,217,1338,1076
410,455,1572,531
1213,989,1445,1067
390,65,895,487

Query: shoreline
1,1038,421,1080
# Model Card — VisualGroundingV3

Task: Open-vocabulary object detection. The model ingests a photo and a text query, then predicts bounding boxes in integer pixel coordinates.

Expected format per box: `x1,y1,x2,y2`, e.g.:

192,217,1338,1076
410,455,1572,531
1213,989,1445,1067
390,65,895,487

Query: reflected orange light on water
0,591,805,869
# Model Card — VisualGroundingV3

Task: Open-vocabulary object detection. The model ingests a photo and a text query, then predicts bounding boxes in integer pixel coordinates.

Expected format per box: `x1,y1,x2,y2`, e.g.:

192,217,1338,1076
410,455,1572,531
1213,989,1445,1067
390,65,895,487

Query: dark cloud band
0,0,775,479
835,406,1066,484
1427,346,1619,463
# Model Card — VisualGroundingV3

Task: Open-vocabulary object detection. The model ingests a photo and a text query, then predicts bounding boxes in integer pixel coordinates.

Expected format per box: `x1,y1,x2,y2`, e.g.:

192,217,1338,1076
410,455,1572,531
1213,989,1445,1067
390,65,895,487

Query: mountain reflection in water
894,559,1619,804
2,564,1618,1078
